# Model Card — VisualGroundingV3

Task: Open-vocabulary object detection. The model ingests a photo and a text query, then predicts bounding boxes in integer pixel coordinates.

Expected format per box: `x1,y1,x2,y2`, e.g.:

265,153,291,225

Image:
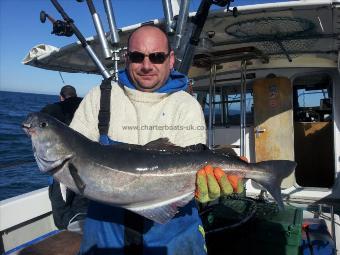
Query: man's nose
141,56,153,70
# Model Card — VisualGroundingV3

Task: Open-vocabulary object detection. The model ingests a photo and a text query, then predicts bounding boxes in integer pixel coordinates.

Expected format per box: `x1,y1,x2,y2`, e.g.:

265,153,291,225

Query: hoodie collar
118,69,188,94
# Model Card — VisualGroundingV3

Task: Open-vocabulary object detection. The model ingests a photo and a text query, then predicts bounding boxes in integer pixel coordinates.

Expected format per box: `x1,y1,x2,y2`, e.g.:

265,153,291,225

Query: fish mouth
22,123,35,136
35,154,73,174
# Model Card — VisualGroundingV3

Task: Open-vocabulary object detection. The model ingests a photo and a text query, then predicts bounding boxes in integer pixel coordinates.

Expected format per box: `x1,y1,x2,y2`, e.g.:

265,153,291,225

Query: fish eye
39,122,48,128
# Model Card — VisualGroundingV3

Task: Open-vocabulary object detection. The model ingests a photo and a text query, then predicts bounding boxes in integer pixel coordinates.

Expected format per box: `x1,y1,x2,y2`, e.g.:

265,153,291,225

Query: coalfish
22,112,296,224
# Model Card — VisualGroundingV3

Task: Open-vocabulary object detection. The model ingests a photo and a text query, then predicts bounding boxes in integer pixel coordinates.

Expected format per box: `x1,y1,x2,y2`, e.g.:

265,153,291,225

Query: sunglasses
127,51,170,64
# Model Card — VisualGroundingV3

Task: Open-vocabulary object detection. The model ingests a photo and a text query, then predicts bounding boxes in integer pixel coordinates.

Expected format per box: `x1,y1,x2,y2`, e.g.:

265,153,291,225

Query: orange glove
195,165,244,203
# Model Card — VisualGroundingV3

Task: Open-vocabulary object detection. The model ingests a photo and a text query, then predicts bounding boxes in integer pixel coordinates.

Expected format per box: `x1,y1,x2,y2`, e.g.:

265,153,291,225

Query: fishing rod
40,0,112,80
41,0,122,137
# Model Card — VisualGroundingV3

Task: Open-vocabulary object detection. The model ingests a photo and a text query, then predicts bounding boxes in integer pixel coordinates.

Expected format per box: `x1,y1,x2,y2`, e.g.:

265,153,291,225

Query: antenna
58,72,66,85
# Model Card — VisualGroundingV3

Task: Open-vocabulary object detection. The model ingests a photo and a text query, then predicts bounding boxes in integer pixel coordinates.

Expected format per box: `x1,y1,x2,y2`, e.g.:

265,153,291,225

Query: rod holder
103,0,120,45
85,0,112,59
175,0,235,74
173,0,190,50
162,0,175,34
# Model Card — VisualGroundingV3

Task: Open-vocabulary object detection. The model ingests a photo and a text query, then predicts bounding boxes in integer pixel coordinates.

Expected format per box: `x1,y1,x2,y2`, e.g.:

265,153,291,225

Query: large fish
22,112,296,224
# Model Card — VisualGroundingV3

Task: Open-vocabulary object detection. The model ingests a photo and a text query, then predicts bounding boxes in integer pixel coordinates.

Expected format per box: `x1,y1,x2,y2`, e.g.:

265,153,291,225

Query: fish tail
252,160,297,210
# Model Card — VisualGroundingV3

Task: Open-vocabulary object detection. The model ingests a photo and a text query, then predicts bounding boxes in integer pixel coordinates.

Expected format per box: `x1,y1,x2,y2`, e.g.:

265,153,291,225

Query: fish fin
127,192,194,224
144,138,182,150
185,143,209,151
69,163,86,194
212,145,238,156
145,138,207,152
253,160,297,210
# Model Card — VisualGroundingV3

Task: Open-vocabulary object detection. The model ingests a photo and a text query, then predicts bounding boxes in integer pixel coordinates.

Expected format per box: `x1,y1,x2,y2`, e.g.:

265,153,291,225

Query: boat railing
0,187,56,254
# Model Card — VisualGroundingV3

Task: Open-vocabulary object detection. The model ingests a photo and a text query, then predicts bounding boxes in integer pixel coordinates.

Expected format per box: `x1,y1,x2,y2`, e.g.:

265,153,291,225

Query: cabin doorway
293,73,334,188
252,76,295,188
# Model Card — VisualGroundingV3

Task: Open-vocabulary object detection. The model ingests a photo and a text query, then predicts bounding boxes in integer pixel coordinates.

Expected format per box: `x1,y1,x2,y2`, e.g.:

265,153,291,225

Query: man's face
127,27,175,92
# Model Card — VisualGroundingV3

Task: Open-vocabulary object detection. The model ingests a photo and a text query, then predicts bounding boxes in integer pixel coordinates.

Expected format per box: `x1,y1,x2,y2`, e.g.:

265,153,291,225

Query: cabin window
196,88,254,127
293,73,334,188
294,81,332,122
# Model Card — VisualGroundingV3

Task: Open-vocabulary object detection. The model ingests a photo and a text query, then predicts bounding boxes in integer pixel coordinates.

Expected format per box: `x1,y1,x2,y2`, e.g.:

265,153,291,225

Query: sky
0,0,283,97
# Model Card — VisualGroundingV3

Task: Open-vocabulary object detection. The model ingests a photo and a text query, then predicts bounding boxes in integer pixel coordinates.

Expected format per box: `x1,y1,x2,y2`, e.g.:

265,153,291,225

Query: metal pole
208,64,216,149
240,60,247,157
103,0,120,44
162,0,175,34
173,0,190,50
103,0,120,81
112,49,120,81
85,44,112,78
86,0,112,59
175,0,212,74
221,88,225,125
330,205,337,251
212,67,217,130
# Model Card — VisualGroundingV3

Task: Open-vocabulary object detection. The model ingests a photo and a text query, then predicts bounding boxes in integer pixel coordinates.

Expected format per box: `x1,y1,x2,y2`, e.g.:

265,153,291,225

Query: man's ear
169,50,175,69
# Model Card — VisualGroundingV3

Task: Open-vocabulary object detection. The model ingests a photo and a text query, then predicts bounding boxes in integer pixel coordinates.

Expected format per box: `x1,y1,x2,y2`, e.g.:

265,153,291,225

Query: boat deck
17,231,81,255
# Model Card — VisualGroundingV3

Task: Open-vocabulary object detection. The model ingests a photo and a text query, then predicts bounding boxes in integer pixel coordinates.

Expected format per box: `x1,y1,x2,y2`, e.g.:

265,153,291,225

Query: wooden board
253,77,295,188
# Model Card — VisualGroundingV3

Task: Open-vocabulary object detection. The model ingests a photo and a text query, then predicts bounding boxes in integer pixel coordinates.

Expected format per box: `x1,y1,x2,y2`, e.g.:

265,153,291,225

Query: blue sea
0,91,59,201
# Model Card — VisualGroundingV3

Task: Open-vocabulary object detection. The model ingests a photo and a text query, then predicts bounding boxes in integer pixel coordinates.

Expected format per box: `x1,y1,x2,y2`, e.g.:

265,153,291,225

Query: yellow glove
195,165,244,203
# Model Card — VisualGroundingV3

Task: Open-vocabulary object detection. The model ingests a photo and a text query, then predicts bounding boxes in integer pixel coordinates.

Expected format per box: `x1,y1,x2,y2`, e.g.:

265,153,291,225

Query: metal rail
240,60,247,157
85,0,112,59
103,0,120,80
208,64,217,149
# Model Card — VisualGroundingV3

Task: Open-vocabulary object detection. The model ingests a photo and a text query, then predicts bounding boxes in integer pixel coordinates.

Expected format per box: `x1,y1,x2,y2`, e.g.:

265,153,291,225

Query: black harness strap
98,77,144,253
98,78,112,136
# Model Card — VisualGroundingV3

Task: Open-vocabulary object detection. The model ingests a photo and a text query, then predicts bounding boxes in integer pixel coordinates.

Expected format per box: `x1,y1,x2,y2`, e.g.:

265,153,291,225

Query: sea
0,91,59,201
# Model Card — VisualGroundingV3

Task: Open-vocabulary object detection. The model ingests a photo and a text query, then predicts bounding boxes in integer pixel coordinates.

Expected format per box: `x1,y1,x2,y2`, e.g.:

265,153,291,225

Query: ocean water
0,91,59,200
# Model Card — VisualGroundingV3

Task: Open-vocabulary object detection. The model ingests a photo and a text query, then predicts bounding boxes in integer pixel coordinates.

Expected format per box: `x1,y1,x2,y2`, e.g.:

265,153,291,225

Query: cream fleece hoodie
70,82,206,147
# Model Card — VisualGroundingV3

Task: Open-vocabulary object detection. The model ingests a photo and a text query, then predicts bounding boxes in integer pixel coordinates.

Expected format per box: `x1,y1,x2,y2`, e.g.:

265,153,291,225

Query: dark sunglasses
127,51,170,64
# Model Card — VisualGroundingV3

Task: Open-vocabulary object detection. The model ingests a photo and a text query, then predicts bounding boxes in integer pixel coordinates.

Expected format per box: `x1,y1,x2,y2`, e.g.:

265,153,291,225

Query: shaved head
127,25,171,52
126,25,175,92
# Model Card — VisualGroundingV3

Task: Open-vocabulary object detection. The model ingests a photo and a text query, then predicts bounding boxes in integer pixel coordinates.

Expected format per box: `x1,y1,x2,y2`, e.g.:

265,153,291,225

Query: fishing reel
51,20,73,37
40,11,74,37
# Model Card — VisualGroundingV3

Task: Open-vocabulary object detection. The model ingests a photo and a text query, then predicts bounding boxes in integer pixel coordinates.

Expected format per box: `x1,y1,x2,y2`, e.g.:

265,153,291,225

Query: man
41,85,89,230
42,85,82,125
70,25,242,255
